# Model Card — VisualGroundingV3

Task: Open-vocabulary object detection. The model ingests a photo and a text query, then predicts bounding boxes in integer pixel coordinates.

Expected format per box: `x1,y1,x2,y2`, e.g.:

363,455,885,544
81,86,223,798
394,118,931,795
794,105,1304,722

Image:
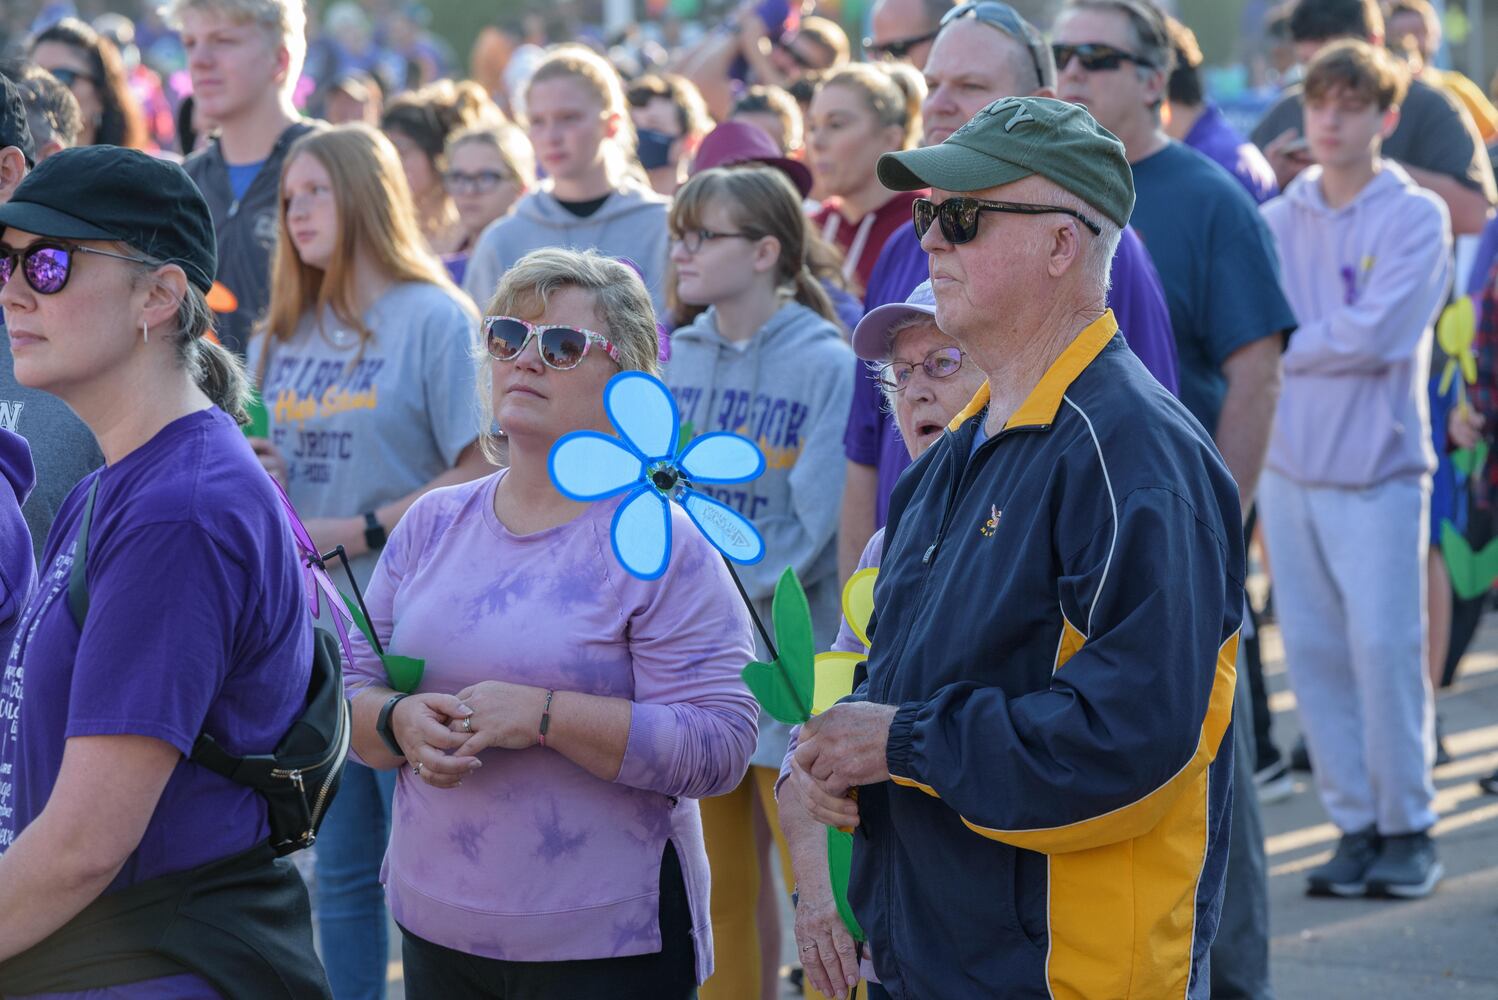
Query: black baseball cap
0,72,35,168
0,145,216,292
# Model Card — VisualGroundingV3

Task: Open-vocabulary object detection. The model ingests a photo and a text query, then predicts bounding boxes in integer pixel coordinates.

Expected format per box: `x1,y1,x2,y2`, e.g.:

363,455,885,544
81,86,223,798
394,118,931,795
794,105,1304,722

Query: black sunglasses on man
939,2,1049,89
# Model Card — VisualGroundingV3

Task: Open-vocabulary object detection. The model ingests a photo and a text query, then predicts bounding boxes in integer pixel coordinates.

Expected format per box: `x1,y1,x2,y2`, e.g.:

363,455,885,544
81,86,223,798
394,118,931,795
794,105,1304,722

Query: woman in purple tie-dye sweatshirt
343,248,759,997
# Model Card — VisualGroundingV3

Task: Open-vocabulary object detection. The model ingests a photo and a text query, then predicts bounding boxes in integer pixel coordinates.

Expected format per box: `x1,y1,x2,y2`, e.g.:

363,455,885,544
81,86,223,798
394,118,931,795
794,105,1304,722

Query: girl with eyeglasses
342,247,757,998
380,79,505,256
248,123,493,1000
664,166,854,1000
462,46,671,318
435,123,536,286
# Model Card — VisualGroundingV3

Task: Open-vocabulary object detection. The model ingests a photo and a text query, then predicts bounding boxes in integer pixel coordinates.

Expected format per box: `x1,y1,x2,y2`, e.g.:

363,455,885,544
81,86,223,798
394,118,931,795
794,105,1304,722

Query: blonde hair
259,124,474,376
817,64,921,150
477,248,660,463
446,122,538,190
163,0,307,90
670,167,837,324
524,44,639,187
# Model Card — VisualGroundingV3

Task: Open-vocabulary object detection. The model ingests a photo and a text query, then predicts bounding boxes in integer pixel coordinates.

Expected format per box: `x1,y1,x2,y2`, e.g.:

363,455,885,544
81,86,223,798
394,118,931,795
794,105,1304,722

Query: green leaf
826,827,865,942
341,593,425,693
742,659,810,724
677,420,695,455
1452,441,1489,478
1441,519,1498,601
770,568,815,705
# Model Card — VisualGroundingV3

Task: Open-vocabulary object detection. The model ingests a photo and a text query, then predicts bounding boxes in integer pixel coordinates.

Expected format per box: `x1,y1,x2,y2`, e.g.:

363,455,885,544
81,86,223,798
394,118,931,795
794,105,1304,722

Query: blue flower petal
605,371,680,462
681,489,765,565
611,485,672,580
549,431,645,501
678,432,766,484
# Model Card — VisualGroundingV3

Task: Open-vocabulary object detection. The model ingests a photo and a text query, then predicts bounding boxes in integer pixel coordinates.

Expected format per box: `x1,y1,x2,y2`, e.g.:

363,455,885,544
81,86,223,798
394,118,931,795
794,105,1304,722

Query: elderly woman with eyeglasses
343,247,758,999
775,281,987,1000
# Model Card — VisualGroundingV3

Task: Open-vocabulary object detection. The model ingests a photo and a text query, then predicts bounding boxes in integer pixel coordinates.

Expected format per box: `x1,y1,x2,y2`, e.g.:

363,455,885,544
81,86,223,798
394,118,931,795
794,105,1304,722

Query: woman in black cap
0,146,328,997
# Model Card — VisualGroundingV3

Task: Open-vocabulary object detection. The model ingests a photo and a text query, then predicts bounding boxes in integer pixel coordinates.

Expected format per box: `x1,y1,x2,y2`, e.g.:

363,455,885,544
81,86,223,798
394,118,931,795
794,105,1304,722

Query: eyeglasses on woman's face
877,345,966,391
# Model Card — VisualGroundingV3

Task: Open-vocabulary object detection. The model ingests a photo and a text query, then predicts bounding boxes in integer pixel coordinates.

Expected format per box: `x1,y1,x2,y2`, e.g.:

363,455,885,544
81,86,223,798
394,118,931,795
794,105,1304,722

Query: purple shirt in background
0,428,35,657
344,472,758,982
0,408,311,1000
847,222,1180,528
1185,103,1280,205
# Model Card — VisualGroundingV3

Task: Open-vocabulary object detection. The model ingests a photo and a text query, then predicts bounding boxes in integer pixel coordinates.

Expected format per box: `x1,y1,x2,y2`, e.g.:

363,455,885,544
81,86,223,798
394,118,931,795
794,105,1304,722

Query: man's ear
0,147,28,205
1048,219,1085,278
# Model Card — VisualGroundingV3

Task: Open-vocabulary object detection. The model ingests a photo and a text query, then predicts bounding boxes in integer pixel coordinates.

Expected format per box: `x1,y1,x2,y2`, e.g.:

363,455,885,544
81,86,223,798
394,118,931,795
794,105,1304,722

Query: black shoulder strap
67,478,100,629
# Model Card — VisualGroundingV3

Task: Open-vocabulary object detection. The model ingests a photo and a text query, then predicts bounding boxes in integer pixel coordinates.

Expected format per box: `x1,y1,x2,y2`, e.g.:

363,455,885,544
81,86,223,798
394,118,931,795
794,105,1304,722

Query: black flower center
651,467,679,492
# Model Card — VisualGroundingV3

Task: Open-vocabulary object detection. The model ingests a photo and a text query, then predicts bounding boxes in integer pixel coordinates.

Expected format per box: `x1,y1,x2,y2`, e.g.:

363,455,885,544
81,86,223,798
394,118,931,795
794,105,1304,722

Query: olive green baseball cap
877,96,1135,229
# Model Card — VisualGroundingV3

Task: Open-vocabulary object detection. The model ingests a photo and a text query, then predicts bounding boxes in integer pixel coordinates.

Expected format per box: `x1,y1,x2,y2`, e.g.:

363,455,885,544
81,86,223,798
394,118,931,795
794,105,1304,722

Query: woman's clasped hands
389,682,550,788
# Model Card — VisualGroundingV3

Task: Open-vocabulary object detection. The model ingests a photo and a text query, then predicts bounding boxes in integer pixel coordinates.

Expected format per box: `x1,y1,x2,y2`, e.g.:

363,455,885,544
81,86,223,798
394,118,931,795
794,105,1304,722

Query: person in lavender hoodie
1258,40,1452,900
343,247,758,998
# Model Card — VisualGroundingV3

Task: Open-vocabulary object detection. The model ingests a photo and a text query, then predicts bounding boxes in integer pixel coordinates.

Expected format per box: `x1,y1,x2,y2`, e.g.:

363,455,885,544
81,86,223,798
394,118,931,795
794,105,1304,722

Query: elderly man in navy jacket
788,96,1244,999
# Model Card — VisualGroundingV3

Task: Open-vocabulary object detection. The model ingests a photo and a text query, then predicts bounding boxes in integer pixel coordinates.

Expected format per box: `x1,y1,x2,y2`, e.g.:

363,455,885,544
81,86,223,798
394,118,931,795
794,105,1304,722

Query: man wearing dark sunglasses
1054,5,1296,999
863,0,955,70
839,0,1177,584
790,95,1245,1000
0,72,101,558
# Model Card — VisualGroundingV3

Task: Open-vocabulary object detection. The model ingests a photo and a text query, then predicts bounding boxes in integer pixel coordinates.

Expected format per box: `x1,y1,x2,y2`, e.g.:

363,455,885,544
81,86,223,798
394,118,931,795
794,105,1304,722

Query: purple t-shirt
1185,103,1280,206
344,472,758,983
0,408,311,999
0,427,35,657
847,222,1181,527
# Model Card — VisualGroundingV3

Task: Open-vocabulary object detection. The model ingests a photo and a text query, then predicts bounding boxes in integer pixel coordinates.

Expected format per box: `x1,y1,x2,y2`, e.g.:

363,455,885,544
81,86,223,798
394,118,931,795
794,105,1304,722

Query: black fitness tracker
376,692,410,757
363,510,387,551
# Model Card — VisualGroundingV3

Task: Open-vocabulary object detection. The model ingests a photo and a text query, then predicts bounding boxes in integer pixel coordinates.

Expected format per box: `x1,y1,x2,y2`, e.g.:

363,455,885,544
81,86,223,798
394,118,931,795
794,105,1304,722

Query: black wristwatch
363,510,387,551
376,692,410,757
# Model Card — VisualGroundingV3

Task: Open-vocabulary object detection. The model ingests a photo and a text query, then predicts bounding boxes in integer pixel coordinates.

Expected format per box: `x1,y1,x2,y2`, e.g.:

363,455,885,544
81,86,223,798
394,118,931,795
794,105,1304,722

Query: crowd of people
0,0,1494,998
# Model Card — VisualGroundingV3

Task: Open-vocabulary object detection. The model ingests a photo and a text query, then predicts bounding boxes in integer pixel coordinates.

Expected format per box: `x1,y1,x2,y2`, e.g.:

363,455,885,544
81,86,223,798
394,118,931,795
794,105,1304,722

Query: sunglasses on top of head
483,315,622,371
0,241,155,295
940,2,1048,89
1051,42,1156,73
913,197,1101,246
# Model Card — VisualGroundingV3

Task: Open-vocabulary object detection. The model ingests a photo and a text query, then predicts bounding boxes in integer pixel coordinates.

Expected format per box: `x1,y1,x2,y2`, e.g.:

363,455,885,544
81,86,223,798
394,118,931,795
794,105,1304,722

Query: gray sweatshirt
1261,161,1451,488
663,301,854,766
462,181,671,317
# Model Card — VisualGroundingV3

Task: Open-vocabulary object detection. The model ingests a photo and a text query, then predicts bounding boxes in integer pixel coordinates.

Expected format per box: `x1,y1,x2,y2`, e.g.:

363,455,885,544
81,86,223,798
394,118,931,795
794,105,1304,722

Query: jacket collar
947,310,1119,433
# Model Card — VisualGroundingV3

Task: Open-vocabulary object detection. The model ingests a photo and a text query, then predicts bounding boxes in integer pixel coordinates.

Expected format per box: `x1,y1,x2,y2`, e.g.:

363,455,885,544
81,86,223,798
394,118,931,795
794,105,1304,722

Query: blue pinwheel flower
548,371,767,580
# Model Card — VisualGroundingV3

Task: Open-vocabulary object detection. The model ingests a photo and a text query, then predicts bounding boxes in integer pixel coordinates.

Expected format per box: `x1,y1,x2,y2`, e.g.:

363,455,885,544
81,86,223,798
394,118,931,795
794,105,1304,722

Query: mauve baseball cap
690,121,813,198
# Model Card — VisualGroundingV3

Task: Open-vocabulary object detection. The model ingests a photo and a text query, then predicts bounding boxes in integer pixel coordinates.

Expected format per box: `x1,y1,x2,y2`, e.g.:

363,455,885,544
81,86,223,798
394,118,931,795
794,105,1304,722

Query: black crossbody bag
0,477,356,996
66,477,352,856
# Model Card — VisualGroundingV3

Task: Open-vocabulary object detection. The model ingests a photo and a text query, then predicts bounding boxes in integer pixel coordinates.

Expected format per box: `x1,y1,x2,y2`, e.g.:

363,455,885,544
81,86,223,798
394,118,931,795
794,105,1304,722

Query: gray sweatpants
1258,470,1437,835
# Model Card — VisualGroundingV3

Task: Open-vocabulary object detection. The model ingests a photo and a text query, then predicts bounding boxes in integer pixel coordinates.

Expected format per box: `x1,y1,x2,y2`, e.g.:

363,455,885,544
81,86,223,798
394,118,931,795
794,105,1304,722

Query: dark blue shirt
1129,141,1296,433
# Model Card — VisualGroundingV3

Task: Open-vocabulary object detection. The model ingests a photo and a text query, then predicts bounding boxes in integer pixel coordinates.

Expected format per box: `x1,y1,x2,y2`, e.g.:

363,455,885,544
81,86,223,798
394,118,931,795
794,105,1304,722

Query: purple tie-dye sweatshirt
343,471,759,982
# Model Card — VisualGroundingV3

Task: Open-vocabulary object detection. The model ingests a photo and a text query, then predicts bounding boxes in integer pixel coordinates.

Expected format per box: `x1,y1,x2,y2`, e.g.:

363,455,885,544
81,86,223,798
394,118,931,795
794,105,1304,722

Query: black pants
400,842,697,1000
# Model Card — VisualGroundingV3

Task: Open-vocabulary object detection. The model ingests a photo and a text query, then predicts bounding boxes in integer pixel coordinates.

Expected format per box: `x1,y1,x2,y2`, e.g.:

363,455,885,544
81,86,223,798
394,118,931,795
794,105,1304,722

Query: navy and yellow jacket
852,312,1244,999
